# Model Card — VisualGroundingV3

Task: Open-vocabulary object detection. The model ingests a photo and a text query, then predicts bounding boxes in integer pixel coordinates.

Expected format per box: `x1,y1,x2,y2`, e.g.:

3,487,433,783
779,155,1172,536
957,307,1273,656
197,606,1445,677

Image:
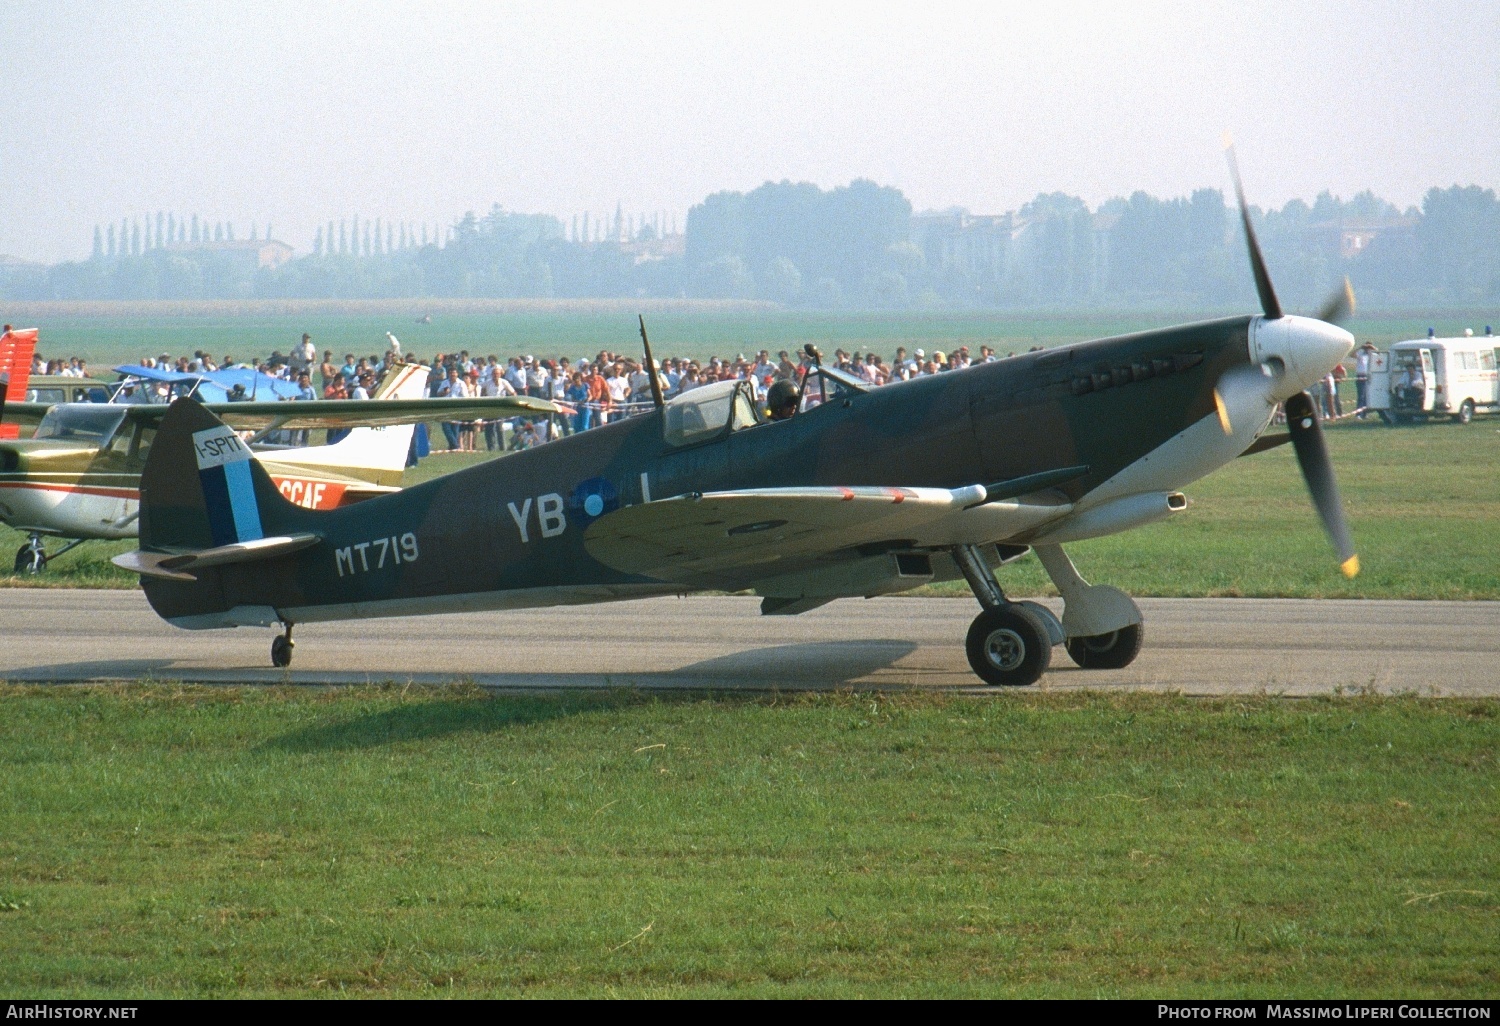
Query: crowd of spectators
419,341,1009,451
31,329,1365,451
32,355,93,378
52,333,1011,453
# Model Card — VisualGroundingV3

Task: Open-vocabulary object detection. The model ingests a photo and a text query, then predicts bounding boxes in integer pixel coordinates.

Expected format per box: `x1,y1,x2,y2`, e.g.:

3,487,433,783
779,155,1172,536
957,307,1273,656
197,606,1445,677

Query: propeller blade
1315,276,1357,325
1213,388,1232,434
1283,391,1359,577
1223,135,1283,320
1212,363,1277,436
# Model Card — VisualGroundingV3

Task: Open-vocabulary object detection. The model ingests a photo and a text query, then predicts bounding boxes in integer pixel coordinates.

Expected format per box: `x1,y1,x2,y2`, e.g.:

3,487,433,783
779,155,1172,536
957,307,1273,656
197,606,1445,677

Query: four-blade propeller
1223,137,1360,578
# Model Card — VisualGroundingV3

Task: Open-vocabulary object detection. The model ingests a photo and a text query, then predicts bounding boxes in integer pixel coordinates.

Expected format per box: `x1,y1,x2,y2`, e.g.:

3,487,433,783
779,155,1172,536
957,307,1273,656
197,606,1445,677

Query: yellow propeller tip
1220,131,1234,150
1213,388,1233,434
1340,555,1360,578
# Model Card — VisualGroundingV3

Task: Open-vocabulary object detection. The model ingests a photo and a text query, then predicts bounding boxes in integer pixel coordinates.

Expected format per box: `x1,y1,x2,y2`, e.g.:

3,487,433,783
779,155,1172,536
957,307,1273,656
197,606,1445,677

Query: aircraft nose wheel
271,627,294,669
965,605,1051,686
14,538,46,575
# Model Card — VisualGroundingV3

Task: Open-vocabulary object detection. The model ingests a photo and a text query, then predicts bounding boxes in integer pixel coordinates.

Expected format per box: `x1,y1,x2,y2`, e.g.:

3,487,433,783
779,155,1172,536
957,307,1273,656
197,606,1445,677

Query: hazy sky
3,0,1496,262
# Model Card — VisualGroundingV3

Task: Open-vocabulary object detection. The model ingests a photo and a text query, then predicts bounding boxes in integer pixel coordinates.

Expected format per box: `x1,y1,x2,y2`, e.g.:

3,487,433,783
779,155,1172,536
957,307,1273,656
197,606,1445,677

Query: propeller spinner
1222,138,1360,578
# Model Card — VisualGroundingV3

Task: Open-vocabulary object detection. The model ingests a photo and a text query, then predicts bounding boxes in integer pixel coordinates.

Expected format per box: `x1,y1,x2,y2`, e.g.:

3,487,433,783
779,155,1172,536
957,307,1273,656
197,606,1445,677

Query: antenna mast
638,315,665,410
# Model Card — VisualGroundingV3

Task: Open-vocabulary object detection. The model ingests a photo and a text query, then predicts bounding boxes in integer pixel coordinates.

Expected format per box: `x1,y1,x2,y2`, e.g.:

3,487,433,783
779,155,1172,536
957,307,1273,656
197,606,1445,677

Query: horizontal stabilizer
113,532,320,581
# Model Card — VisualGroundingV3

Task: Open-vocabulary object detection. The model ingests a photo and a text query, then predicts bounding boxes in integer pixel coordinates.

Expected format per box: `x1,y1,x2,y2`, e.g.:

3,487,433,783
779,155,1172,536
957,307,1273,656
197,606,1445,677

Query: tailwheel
14,539,46,575
271,628,294,669
965,605,1051,687
1065,623,1144,670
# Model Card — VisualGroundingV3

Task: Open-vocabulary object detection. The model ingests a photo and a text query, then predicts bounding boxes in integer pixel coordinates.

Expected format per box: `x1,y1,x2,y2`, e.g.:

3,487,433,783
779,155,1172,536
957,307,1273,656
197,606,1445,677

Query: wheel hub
1081,630,1119,653
984,628,1026,671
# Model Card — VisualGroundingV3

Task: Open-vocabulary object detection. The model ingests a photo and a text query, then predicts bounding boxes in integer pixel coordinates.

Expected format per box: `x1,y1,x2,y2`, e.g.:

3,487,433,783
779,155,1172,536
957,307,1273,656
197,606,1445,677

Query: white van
1366,332,1499,424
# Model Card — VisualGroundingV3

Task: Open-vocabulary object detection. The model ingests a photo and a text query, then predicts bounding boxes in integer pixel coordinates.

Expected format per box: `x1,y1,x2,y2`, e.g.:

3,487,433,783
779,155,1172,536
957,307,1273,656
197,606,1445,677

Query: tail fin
139,397,317,553
0,328,39,440
269,361,431,484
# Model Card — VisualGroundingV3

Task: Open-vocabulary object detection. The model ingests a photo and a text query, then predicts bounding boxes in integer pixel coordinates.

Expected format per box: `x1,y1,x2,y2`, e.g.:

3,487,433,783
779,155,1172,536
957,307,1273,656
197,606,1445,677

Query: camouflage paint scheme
137,316,1251,627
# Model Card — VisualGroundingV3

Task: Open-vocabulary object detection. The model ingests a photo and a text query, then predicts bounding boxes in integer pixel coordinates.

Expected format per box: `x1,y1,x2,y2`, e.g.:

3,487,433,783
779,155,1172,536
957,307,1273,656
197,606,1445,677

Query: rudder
141,397,319,552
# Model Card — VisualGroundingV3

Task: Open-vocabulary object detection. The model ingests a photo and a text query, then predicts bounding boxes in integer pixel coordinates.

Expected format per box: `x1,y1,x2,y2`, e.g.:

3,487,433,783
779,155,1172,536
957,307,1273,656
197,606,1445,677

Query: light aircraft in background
115,149,1361,684
0,360,556,572
109,362,308,404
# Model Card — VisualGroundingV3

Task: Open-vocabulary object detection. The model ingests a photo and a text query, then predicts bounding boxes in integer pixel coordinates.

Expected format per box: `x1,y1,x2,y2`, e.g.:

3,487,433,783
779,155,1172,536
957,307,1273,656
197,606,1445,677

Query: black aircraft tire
14,546,45,575
1454,400,1474,425
1065,623,1144,670
965,605,1051,687
271,635,293,669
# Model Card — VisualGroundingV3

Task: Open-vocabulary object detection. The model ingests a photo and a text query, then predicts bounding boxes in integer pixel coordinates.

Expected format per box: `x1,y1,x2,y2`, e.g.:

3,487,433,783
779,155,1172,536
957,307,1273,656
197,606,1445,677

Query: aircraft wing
109,395,560,431
583,484,1063,591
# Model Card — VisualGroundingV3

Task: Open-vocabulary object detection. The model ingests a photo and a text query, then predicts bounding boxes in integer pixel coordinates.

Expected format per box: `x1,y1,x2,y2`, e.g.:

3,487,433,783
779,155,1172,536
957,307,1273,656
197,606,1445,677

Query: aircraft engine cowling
1249,315,1355,401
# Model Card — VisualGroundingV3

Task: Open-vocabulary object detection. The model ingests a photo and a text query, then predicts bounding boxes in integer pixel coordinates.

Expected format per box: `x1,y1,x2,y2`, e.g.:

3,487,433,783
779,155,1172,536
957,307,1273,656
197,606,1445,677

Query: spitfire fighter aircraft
117,154,1360,684
1,361,556,572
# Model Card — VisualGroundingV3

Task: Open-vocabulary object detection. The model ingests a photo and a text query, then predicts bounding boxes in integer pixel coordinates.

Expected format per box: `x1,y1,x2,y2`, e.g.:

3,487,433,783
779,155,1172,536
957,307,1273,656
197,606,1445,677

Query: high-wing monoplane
115,152,1360,685
1,361,556,572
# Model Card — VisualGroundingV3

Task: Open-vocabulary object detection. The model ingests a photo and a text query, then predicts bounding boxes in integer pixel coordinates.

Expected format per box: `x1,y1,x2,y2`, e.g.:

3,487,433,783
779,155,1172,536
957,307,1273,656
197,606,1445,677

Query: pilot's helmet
767,379,799,412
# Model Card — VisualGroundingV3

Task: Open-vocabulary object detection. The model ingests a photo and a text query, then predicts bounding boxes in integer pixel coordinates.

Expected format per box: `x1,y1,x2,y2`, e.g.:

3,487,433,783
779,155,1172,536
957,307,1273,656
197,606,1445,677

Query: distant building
1301,217,1417,260
910,210,1014,284
1336,218,1417,260
618,233,686,266
167,239,295,270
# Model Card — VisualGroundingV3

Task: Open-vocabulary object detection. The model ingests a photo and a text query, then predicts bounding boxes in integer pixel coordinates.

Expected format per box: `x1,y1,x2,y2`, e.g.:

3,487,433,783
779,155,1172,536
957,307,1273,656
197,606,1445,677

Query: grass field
0,686,1493,997
7,413,1497,599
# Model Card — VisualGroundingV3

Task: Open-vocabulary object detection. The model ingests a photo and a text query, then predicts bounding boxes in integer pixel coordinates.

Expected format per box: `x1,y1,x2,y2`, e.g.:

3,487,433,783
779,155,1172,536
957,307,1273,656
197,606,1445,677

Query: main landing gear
271,622,294,668
952,544,1052,686
951,542,1146,686
14,535,46,575
12,535,89,575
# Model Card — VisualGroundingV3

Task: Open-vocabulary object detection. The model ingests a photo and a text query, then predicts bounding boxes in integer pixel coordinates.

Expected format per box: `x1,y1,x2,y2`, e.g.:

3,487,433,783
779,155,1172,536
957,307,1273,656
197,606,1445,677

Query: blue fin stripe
223,459,264,542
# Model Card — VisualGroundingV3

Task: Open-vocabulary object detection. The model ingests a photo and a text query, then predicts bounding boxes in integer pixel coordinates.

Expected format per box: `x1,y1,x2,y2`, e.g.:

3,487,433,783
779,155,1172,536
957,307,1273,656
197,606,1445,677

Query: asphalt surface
3,589,1496,694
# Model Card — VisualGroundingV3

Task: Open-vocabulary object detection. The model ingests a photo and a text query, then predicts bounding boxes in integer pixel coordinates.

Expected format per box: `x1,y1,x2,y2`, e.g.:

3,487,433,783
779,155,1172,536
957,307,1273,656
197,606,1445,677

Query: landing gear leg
13,534,46,575
951,544,1050,687
1032,544,1144,670
271,622,294,669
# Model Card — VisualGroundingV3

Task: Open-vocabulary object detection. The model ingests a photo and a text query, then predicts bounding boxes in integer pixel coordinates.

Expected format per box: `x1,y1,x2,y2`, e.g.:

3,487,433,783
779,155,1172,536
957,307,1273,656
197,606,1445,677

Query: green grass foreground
8,414,1497,598
0,686,1494,997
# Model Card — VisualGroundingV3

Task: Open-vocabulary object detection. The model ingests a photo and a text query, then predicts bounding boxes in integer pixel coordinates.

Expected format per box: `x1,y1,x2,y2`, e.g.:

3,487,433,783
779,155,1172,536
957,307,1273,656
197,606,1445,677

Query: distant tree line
6,182,1499,308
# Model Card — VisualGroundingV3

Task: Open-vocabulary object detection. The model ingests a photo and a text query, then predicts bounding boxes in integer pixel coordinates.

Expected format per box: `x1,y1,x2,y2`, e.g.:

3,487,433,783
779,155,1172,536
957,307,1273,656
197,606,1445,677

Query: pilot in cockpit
766,379,799,421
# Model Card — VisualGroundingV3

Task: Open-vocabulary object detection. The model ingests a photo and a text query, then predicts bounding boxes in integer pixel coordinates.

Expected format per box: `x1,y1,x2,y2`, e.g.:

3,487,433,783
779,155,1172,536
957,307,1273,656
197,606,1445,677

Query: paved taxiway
2,589,1496,694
